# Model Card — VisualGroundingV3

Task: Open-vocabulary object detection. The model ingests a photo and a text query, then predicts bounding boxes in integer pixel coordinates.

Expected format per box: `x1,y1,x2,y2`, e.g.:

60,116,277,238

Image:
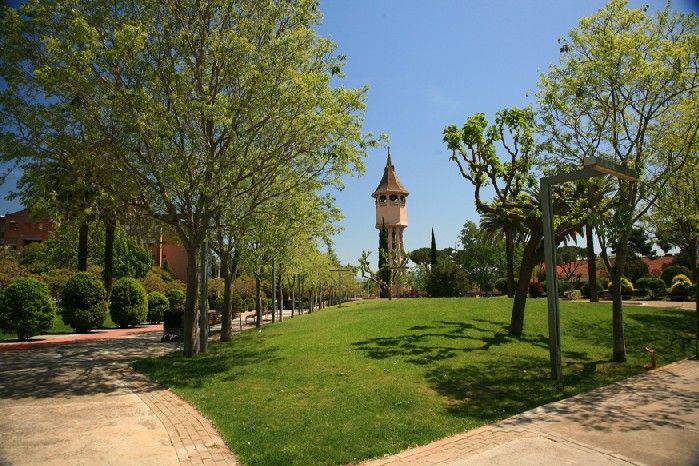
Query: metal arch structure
541,157,637,381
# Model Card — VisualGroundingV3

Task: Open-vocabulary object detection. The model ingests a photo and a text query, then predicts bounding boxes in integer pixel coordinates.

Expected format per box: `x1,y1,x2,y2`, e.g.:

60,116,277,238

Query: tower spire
386,146,392,168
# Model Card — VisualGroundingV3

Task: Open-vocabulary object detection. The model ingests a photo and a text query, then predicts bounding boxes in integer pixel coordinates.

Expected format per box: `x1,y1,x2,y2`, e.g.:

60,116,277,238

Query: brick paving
0,323,164,350
363,358,699,465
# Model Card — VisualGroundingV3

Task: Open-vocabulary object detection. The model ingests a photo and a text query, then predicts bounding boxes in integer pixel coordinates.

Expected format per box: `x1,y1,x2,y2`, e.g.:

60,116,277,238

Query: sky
1,0,697,267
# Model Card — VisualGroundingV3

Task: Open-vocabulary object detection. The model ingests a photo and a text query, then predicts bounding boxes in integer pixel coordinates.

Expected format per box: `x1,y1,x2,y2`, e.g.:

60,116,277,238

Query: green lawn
133,297,695,466
0,313,118,341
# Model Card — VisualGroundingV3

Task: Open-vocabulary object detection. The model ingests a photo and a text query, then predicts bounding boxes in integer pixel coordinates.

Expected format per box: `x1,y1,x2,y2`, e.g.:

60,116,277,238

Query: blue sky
317,0,699,266
1,1,697,267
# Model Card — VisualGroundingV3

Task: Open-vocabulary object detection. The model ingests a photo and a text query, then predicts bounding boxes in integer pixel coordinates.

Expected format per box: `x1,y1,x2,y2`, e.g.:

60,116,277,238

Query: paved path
0,332,238,466
363,359,699,466
0,324,164,350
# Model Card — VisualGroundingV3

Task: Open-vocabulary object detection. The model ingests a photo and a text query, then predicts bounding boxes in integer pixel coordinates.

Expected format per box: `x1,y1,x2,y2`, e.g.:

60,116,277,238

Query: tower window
379,195,387,204
389,194,398,203
399,195,405,204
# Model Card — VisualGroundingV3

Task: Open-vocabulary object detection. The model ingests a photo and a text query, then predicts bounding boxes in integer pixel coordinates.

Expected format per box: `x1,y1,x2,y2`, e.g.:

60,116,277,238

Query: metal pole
199,240,209,353
541,180,561,381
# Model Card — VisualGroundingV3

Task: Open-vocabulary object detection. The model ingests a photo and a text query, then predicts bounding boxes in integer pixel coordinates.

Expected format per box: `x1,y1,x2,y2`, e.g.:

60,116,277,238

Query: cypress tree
430,228,437,268
378,219,391,297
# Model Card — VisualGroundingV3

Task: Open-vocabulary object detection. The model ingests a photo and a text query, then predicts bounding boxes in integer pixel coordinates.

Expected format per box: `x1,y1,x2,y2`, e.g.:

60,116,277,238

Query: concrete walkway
363,359,699,466
0,332,238,465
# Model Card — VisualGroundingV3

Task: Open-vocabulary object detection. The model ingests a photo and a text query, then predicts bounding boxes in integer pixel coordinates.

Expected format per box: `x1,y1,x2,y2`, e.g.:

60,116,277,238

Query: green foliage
661,265,691,286
110,278,147,328
166,289,186,312
134,298,696,465
557,281,575,297
670,275,693,300
426,256,466,297
40,268,76,299
493,277,517,294
231,291,243,313
61,272,108,333
141,270,168,294
409,247,432,267
147,291,169,324
113,234,152,279
581,280,604,298
430,229,437,267
0,248,30,287
635,277,666,298
622,255,649,285
608,277,633,295
457,221,504,293
18,242,50,273
0,277,55,340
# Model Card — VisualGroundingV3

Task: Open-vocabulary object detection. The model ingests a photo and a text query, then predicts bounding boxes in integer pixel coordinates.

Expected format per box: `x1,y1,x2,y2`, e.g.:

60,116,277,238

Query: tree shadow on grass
134,345,282,389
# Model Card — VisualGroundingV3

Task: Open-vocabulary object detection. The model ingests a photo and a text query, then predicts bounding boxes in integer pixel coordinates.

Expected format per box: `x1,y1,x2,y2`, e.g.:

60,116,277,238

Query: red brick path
0,324,163,350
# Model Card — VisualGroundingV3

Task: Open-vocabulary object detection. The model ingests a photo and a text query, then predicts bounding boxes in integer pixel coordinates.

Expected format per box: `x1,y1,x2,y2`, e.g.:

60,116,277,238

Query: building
372,149,409,296
0,209,53,250
149,232,189,282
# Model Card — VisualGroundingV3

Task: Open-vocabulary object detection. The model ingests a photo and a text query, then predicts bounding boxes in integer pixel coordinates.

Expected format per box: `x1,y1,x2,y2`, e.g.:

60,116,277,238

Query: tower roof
372,148,409,197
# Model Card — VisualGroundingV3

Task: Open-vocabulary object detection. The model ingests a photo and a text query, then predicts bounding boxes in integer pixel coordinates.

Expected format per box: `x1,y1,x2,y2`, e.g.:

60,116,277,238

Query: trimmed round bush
147,291,169,323
61,272,108,333
670,275,693,300
607,276,633,294
0,277,55,340
636,277,666,298
110,277,147,328
166,288,185,311
528,282,544,298
661,265,691,286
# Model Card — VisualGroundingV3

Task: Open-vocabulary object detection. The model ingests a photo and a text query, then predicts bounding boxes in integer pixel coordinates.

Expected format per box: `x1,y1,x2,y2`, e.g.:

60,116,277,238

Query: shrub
671,274,691,285
636,277,666,298
493,278,508,294
528,282,544,298
558,281,575,297
623,255,649,285
166,288,186,311
41,268,76,299
141,270,168,294
110,277,147,328
670,275,693,300
61,272,108,333
581,280,604,298
147,291,169,323
564,290,582,300
231,291,243,313
661,265,691,286
607,276,633,295
0,277,55,340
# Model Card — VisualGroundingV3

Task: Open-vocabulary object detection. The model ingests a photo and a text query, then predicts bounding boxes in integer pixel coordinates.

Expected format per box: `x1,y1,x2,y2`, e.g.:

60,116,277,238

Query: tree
430,228,437,268
538,0,698,361
480,211,521,297
457,221,504,294
444,107,597,335
409,247,432,267
556,245,585,282
426,254,467,297
377,221,391,298
0,0,369,356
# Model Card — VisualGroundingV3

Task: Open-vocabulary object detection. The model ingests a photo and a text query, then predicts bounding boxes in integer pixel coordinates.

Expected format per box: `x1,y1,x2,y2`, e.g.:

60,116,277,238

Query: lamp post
541,156,636,381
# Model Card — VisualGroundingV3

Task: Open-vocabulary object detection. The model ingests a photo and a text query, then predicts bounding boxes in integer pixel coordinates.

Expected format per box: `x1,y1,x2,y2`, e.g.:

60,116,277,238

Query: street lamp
541,156,636,381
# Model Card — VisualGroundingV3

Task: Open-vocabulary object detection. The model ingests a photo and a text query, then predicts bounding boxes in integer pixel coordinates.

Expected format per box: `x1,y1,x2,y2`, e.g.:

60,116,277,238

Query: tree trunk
509,234,543,336
505,227,515,298
220,252,238,342
255,274,262,328
271,259,277,323
278,265,283,322
585,223,598,302
103,215,116,299
291,275,296,317
77,221,89,271
183,245,200,357
610,245,628,362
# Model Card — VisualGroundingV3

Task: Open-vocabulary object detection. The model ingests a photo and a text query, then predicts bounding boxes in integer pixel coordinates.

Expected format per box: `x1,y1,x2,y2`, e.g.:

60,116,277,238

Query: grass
0,312,118,341
133,297,695,466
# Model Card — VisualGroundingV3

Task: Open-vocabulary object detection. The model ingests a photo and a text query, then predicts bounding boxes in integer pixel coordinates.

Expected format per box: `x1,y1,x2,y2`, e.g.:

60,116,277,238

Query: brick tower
372,149,409,294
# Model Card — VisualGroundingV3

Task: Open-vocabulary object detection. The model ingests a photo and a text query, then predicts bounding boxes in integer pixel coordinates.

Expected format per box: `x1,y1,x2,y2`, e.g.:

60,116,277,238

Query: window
379,195,387,204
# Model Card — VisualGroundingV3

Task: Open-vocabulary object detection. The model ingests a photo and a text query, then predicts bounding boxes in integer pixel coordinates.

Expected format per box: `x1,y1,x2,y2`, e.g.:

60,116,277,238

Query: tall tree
538,0,698,361
430,228,437,268
0,0,369,356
